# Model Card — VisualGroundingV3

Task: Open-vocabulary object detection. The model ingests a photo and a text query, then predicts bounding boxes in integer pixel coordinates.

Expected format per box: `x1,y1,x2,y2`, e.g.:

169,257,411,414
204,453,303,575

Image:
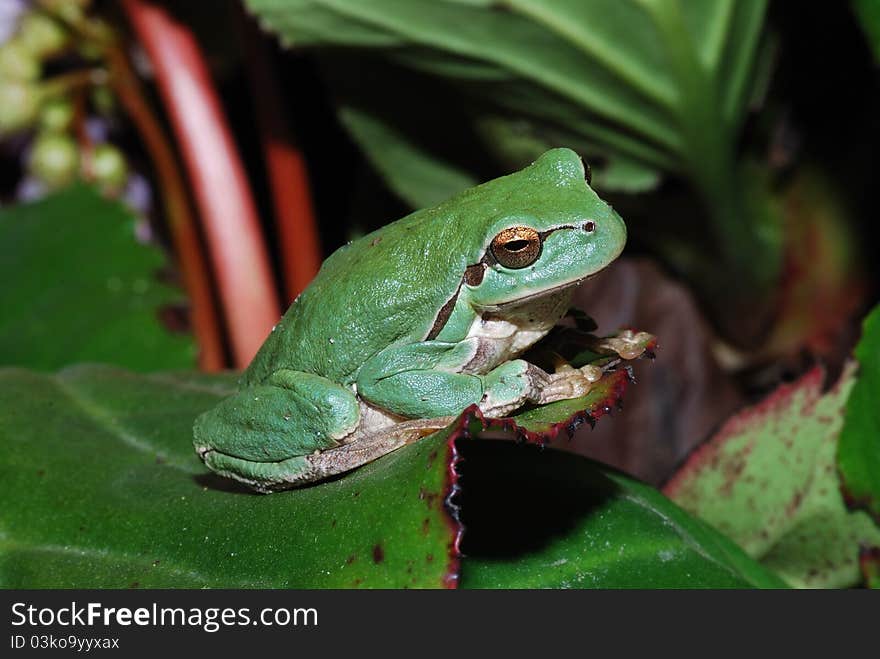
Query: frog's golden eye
490,226,542,269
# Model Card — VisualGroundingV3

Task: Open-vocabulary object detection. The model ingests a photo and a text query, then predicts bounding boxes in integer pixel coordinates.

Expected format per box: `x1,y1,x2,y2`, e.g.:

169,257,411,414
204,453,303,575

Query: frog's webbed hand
356,340,602,419
524,362,604,408
539,324,653,363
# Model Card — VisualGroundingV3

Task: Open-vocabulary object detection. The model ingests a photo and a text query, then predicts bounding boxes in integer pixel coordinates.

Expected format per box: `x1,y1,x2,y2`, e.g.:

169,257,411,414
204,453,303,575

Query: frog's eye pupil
490,226,542,269
505,239,530,252
584,221,595,233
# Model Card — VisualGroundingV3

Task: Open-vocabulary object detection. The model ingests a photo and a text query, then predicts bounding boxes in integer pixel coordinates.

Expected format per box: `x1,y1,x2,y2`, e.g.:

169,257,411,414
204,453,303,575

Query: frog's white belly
461,287,574,374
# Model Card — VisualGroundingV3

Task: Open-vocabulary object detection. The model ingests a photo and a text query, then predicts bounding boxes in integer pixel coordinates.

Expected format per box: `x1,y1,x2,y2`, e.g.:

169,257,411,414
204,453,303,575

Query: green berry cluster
1,1,127,194
0,9,68,135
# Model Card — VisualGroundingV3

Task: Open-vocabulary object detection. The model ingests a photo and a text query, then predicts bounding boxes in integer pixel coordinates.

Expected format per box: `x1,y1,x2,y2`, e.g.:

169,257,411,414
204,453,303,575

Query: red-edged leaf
665,365,880,588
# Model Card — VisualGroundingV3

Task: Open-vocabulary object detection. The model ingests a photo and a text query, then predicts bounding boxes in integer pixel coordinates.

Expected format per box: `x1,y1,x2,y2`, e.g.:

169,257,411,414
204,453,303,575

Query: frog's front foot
534,363,604,404
478,360,603,417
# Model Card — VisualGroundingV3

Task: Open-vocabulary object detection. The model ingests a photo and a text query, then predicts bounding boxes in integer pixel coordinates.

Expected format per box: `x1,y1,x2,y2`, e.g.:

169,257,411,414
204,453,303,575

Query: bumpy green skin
194,148,627,490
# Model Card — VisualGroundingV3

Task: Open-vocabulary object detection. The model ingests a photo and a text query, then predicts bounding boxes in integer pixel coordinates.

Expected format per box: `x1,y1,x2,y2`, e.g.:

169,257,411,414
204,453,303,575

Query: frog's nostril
583,221,596,233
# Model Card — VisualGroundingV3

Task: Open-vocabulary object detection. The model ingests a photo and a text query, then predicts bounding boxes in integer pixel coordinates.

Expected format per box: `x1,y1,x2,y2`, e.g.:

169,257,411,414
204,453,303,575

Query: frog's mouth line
474,274,591,313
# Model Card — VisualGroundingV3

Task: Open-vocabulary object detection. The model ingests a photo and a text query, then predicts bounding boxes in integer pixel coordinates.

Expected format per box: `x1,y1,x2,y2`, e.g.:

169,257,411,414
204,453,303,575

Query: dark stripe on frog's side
425,264,485,341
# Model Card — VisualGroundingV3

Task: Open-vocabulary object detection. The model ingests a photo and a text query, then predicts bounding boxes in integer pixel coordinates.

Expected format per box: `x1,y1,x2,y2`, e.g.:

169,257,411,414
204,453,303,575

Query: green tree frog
193,148,627,492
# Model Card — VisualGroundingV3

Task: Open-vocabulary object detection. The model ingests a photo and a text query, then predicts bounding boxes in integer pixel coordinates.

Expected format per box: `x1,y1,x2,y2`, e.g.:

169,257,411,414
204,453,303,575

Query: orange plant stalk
123,0,281,368
245,23,322,302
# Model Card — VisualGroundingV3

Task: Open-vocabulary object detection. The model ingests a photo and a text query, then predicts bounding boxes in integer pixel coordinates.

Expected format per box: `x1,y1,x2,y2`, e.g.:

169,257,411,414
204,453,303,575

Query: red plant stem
122,0,281,368
105,45,226,371
244,21,322,302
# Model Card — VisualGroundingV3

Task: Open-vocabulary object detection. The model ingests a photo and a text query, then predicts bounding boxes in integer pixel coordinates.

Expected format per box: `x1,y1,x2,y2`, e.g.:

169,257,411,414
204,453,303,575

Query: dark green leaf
338,105,479,208
0,185,196,371
838,304,880,520
852,0,880,61
457,441,787,588
0,365,457,588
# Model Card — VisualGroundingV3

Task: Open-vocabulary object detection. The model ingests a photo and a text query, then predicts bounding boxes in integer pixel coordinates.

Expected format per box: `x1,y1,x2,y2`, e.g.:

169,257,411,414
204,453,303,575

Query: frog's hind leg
201,416,452,492
297,414,457,488
193,369,361,492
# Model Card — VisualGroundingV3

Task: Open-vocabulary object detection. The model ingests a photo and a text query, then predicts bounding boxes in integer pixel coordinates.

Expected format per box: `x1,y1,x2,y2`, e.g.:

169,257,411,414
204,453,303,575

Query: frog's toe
197,447,314,493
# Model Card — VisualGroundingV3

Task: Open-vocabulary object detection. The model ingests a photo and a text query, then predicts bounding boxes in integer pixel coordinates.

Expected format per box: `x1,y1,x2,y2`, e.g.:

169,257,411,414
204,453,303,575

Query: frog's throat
473,275,588,314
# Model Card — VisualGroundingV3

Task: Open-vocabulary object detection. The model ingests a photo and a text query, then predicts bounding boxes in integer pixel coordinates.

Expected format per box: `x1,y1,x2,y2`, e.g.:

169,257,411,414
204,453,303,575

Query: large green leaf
838,304,880,520
338,104,479,208
457,441,787,588
0,358,783,588
665,365,880,588
0,365,457,588
248,0,776,290
0,185,196,371
248,0,766,163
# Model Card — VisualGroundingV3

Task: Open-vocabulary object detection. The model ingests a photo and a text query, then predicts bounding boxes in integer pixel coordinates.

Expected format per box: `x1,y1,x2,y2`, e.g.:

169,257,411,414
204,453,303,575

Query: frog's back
242,204,475,386
241,147,593,387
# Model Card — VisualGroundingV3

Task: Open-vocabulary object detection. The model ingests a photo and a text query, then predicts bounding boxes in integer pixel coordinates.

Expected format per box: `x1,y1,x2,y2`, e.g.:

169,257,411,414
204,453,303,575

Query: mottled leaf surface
665,366,880,588
0,185,196,371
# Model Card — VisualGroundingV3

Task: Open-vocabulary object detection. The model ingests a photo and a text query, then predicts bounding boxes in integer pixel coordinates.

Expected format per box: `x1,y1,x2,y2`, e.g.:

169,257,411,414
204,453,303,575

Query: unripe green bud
90,85,115,115
40,0,91,25
29,132,79,189
90,143,128,193
0,81,41,134
0,40,41,81
77,41,103,61
39,97,75,132
18,12,70,58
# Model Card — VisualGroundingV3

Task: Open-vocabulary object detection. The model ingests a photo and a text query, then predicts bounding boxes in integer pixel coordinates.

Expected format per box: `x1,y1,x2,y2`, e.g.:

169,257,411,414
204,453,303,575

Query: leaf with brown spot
665,364,880,588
